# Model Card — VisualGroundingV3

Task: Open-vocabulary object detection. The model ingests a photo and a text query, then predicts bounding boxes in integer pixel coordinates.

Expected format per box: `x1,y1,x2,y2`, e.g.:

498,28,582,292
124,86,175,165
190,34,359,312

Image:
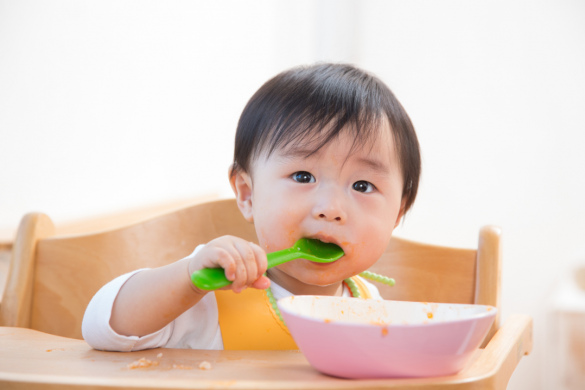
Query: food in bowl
277,295,496,379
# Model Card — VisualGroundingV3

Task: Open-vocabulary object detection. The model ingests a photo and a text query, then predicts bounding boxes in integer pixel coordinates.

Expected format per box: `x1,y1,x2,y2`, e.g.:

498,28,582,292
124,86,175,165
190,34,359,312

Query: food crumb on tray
172,364,193,369
127,357,159,369
126,354,211,371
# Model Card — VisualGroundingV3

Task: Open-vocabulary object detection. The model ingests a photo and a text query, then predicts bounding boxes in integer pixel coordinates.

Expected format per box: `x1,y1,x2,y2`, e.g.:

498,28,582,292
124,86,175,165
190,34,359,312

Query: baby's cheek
347,239,387,269
257,226,298,253
340,241,361,258
284,227,299,246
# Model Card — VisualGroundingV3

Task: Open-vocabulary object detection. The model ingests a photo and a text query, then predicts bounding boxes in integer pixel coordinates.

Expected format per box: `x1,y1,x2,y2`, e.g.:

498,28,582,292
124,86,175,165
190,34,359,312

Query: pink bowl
277,296,496,379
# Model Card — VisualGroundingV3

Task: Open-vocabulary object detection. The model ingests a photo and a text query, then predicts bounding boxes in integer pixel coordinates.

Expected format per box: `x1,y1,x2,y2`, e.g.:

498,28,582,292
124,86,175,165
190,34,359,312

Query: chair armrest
464,314,533,389
0,213,55,327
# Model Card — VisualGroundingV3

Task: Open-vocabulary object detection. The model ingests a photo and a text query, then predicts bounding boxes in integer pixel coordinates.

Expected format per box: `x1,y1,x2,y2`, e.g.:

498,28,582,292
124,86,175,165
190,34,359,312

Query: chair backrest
0,198,501,342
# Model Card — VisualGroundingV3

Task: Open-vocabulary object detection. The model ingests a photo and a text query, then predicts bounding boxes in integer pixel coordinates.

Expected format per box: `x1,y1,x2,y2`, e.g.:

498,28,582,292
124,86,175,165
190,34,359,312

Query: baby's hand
189,236,270,294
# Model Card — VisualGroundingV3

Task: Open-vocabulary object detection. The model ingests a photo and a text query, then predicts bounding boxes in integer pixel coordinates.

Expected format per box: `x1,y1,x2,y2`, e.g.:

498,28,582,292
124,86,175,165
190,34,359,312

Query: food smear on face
199,361,212,370
381,327,389,337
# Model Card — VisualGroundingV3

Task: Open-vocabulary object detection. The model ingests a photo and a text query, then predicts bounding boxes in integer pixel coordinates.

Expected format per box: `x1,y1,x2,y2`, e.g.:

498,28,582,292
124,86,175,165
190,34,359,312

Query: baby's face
235,123,405,294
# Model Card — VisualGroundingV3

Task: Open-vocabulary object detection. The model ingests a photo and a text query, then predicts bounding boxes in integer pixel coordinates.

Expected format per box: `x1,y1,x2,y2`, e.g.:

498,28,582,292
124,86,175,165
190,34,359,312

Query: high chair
0,198,532,390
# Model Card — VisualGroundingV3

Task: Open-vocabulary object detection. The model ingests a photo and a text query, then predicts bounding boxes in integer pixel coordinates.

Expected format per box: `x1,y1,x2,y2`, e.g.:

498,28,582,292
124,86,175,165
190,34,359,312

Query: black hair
231,63,421,213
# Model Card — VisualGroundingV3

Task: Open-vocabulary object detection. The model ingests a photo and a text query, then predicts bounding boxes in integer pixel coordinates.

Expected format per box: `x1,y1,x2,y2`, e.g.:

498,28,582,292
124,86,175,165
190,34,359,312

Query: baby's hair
231,63,421,213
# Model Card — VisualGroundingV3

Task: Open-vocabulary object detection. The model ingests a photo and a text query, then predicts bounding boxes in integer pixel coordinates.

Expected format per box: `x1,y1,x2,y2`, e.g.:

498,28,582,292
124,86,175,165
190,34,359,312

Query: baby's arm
109,236,270,337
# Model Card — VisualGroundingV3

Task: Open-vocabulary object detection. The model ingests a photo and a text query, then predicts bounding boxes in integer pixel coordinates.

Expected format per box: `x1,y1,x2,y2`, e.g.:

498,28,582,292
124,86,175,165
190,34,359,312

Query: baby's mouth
299,236,344,263
309,233,336,244
307,235,343,250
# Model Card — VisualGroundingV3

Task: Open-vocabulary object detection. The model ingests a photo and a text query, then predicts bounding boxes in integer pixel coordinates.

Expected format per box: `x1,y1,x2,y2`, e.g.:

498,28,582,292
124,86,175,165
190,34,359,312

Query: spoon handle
191,247,298,291
191,268,230,290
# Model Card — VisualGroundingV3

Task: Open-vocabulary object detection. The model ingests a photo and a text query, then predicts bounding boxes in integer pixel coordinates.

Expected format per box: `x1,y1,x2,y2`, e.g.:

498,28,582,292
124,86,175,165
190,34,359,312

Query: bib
215,276,371,350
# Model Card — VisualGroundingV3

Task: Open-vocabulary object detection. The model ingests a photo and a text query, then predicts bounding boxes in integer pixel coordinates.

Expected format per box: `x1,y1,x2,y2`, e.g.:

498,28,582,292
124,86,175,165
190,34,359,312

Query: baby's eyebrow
354,156,391,174
269,147,312,166
277,147,314,159
277,148,391,174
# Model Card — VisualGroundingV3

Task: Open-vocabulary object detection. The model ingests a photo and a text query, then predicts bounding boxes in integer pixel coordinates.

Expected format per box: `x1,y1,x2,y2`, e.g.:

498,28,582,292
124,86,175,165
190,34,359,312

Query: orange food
127,358,159,369
172,364,194,370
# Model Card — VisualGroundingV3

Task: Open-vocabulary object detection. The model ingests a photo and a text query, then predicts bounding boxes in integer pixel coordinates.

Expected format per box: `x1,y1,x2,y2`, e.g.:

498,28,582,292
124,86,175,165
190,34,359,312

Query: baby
82,63,421,351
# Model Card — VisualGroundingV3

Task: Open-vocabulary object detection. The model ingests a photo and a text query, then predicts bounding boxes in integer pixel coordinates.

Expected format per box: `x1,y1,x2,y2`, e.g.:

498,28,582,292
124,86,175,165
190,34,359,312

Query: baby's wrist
183,257,209,297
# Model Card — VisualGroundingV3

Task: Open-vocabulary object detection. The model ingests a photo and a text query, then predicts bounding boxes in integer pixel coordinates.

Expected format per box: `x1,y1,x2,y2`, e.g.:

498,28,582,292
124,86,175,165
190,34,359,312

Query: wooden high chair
0,198,532,390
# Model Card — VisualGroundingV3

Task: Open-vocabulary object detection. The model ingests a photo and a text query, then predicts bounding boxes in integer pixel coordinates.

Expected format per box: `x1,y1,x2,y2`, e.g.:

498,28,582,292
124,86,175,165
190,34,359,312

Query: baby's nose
319,213,342,222
312,199,347,223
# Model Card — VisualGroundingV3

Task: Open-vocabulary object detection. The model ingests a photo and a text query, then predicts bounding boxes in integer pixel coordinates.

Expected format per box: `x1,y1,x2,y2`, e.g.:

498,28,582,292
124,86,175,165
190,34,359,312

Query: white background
1,1,584,388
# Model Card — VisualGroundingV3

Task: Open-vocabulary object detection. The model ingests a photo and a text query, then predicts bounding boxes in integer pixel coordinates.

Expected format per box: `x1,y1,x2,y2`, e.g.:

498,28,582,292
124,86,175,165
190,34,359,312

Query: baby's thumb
251,275,271,290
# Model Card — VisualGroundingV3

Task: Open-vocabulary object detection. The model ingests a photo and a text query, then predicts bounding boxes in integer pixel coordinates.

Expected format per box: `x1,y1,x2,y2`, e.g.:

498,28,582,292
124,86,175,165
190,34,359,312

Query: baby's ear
393,198,408,229
229,169,254,222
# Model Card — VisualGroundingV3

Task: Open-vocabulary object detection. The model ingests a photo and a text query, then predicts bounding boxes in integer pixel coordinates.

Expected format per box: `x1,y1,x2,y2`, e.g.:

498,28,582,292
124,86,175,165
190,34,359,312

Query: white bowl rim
277,295,498,329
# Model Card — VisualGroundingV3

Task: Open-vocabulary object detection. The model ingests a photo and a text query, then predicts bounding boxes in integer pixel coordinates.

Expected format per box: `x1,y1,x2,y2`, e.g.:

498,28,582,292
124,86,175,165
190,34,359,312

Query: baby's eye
352,180,375,193
292,171,315,184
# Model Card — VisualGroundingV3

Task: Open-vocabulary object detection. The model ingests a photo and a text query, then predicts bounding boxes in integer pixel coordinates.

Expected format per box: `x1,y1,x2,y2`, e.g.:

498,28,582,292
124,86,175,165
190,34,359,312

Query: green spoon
191,238,344,290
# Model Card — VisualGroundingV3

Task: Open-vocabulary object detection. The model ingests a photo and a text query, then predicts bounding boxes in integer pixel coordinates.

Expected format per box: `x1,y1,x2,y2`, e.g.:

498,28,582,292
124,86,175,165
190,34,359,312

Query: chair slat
3,198,501,343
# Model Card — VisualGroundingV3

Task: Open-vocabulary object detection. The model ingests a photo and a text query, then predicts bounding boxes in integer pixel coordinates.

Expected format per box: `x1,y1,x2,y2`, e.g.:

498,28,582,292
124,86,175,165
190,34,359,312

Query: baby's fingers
249,242,268,278
211,248,238,283
251,275,271,290
196,236,268,293
229,241,264,293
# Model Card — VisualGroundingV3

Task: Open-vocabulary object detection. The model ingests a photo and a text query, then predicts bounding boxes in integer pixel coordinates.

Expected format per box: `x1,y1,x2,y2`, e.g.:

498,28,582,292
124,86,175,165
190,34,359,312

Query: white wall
0,0,298,228
2,1,585,388
358,1,585,389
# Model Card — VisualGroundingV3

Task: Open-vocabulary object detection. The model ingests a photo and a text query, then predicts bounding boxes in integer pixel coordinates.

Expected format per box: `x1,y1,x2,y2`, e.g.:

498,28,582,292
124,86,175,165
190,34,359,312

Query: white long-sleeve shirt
81,246,382,351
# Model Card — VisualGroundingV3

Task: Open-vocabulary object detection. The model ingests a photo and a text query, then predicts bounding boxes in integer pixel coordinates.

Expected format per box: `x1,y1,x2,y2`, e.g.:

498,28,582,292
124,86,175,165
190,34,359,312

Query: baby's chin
290,270,352,287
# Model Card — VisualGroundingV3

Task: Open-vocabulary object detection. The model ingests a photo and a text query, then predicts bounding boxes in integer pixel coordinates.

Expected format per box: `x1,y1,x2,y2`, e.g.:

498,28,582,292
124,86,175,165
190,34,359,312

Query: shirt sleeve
81,269,175,351
81,245,223,351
